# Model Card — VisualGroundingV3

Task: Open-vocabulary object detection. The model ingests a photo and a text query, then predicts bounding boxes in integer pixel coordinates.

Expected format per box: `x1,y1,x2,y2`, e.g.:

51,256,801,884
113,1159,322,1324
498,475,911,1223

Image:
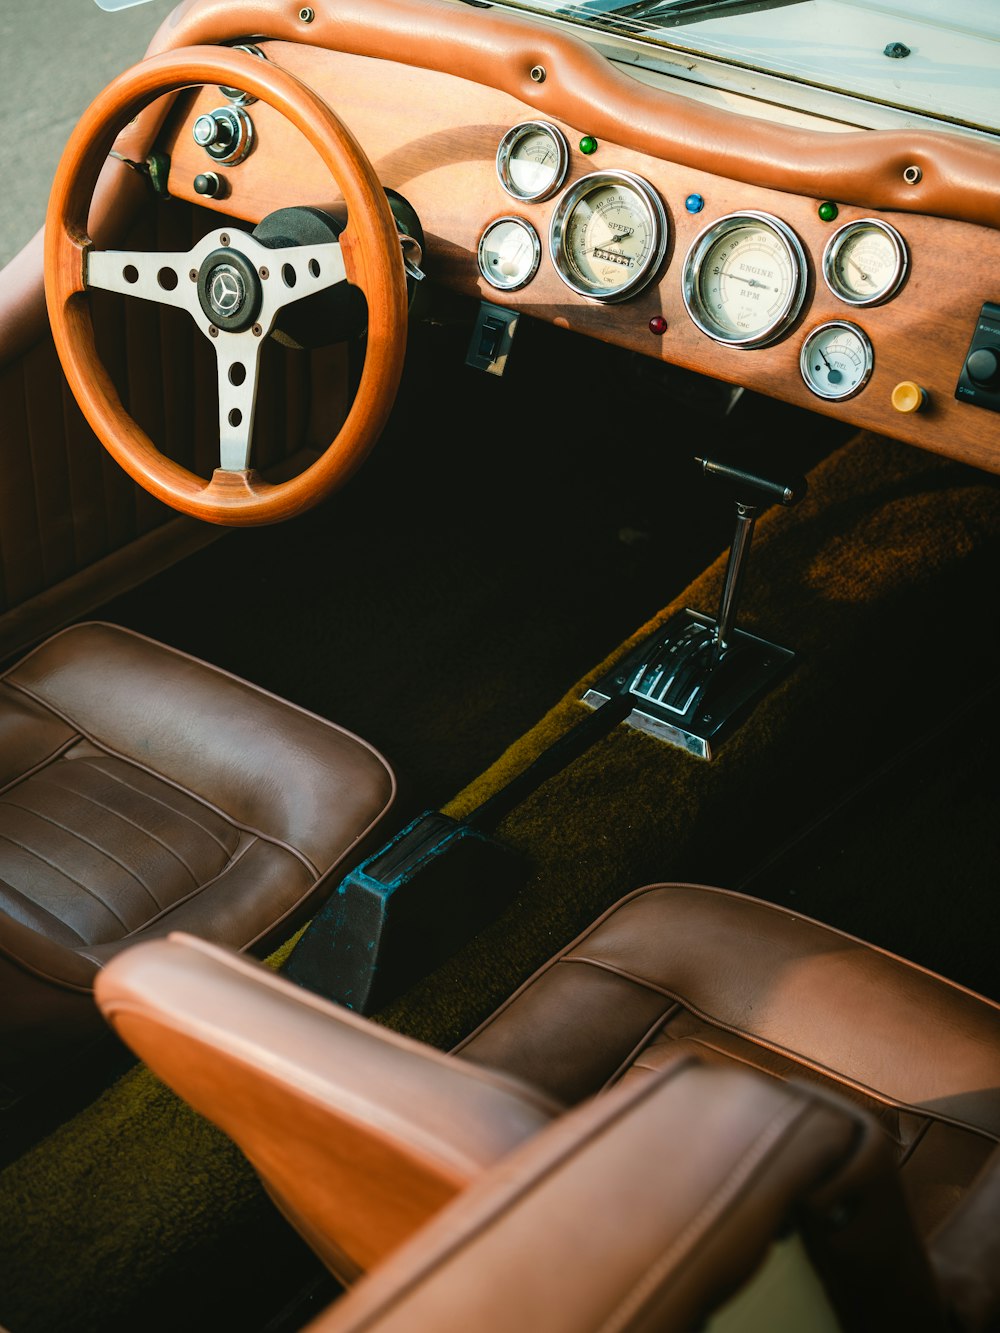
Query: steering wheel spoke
214,337,264,472
255,241,347,328
86,247,195,312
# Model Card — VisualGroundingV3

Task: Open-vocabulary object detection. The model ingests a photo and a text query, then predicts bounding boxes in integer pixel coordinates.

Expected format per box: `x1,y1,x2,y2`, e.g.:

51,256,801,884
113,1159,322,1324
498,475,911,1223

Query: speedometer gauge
682,211,807,348
549,171,668,304
496,122,569,203
822,219,907,306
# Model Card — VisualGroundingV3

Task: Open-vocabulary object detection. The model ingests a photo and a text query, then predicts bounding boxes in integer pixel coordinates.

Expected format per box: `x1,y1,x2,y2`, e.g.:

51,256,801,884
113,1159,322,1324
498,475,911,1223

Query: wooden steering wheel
44,46,410,526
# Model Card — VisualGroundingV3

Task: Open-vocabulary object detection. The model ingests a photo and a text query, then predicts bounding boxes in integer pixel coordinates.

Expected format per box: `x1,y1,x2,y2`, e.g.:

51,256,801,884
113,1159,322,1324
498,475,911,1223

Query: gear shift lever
582,453,806,759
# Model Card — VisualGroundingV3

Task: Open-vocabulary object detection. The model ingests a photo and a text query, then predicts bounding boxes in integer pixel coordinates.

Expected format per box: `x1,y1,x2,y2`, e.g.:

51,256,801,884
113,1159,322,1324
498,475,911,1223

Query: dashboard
152,0,1000,475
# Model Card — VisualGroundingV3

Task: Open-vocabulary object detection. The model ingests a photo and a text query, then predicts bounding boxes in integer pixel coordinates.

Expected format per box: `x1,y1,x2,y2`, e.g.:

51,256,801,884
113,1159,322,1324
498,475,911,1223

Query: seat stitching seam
27,768,203,883
3,677,320,876
559,955,1000,1143
88,761,233,856
0,877,89,946
0,797,163,909
108,834,262,941
0,727,81,799
0,829,130,929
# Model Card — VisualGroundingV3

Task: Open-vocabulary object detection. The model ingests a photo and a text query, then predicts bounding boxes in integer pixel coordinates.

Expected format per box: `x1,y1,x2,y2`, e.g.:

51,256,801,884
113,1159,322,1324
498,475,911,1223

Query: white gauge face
823,220,907,306
799,321,873,400
477,216,541,291
496,122,569,203
683,212,807,348
550,171,668,303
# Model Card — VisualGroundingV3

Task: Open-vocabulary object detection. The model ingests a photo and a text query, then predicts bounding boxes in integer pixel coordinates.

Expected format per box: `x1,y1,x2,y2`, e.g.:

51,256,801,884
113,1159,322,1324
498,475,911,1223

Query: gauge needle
816,346,843,384
846,255,871,284
589,228,633,254
716,266,773,290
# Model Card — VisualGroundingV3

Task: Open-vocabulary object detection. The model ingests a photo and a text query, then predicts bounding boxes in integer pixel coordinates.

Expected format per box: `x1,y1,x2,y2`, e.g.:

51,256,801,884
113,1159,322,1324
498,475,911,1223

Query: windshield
497,0,1000,135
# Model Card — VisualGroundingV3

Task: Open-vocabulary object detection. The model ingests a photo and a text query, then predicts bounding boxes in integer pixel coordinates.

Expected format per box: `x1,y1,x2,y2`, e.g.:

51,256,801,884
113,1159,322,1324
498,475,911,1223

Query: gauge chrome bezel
495,121,570,203
477,215,542,292
822,218,908,307
549,169,669,304
682,210,808,349
799,320,874,401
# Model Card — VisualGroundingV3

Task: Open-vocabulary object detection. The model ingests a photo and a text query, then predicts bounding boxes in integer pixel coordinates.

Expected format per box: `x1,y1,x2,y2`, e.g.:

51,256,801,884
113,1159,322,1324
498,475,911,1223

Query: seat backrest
93,932,561,1282
302,1054,947,1333
96,932,949,1330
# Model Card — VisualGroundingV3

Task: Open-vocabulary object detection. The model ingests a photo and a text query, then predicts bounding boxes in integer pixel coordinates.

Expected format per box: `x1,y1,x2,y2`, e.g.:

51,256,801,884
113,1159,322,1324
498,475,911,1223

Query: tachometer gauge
799,321,873,400
822,219,907,306
496,122,570,203
549,170,668,304
683,211,807,348
478,216,541,291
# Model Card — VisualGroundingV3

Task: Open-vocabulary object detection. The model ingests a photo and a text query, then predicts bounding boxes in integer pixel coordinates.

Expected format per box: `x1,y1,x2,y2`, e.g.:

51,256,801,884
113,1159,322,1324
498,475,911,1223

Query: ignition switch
192,106,254,166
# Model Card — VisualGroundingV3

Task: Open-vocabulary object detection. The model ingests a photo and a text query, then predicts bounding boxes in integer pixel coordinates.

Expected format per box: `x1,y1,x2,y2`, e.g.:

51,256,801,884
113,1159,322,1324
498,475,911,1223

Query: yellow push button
891,381,927,414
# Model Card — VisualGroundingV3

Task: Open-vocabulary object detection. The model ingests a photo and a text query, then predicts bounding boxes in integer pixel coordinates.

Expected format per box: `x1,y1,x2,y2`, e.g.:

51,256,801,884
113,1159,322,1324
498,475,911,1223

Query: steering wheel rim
44,45,409,526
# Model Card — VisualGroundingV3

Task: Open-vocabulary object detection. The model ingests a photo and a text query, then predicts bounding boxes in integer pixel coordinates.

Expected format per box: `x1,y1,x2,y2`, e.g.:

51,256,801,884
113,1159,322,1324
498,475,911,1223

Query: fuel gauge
800,321,873,401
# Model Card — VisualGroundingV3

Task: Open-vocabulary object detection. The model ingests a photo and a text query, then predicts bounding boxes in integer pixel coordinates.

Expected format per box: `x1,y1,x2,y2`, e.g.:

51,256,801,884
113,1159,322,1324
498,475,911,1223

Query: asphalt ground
0,0,176,271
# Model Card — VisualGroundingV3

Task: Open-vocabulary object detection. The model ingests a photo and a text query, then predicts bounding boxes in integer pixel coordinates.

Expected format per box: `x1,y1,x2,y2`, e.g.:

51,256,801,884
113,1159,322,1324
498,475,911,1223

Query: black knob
967,347,1000,390
194,172,224,198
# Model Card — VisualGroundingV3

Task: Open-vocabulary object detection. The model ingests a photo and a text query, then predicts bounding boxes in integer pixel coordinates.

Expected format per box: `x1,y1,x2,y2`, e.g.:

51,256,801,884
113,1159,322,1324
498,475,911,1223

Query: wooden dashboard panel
163,41,1000,474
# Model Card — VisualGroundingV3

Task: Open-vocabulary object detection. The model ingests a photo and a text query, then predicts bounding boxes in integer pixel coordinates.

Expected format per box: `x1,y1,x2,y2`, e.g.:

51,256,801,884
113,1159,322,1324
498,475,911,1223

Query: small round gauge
682,211,807,348
496,122,570,203
800,321,873,400
549,170,668,304
822,219,908,306
477,216,541,291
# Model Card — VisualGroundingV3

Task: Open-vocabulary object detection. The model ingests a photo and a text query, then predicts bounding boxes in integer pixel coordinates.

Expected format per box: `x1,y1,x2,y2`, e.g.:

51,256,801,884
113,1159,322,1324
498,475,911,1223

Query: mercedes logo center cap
197,247,262,333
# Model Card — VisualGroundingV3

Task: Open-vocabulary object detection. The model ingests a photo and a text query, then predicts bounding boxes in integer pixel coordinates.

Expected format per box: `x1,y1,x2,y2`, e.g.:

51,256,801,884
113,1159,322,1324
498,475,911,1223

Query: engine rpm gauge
800,321,873,400
683,211,807,348
823,219,908,306
477,216,541,291
496,122,570,203
549,170,668,303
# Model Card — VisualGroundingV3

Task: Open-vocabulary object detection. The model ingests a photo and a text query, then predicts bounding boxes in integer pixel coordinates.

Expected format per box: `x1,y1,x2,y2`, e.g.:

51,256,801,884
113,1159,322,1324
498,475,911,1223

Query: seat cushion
0,621,397,970
455,883,1000,1237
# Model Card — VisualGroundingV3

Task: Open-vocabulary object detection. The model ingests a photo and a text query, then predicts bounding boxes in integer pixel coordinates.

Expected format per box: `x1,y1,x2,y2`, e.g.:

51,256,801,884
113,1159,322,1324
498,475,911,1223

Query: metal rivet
252,323,263,337
903,165,922,185
188,269,197,281
220,232,230,245
299,6,315,21
209,325,219,338
529,65,546,83
259,266,270,279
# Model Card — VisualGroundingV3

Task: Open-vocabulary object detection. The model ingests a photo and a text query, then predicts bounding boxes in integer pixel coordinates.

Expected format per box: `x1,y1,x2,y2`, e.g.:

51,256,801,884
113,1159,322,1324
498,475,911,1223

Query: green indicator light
818,200,839,222
579,136,598,155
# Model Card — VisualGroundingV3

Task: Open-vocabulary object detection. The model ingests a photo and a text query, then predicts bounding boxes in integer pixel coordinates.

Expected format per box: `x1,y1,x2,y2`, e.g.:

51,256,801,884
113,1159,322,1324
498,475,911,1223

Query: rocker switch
955,302,1000,413
466,301,518,376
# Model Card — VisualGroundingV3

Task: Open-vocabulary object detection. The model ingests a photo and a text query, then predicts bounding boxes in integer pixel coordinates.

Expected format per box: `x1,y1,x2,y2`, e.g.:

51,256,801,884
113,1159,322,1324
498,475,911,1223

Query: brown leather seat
95,883,1000,1331
0,620,396,1106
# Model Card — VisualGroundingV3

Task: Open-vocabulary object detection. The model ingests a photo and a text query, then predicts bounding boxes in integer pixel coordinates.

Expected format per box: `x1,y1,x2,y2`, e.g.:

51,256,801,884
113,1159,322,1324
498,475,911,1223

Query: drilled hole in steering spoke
228,408,243,428
123,265,139,284
282,263,297,288
308,258,320,278
228,362,247,386
157,267,178,291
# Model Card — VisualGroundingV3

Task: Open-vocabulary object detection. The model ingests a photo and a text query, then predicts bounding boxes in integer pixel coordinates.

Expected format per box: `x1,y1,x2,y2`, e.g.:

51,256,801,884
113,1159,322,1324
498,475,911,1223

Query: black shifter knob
695,455,806,508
